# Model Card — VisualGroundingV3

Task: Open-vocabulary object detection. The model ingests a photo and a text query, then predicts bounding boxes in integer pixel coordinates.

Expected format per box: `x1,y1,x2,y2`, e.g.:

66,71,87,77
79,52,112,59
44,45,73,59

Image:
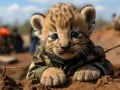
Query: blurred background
0,0,120,63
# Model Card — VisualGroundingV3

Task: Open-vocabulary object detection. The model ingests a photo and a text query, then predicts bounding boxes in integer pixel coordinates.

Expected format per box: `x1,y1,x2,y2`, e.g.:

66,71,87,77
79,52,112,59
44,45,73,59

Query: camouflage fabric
26,41,114,80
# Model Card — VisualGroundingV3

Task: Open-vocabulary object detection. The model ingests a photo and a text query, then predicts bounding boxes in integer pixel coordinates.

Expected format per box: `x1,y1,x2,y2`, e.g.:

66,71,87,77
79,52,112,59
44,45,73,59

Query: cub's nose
60,43,70,50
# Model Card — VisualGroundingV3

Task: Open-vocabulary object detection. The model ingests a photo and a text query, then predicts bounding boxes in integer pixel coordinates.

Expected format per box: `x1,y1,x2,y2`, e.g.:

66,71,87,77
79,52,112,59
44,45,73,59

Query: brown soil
0,28,120,90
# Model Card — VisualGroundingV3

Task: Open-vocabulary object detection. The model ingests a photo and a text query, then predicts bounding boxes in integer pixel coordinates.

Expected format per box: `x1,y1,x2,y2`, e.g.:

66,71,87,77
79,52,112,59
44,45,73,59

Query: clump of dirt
114,65,120,78
24,83,51,90
22,79,50,90
96,75,113,87
0,75,23,90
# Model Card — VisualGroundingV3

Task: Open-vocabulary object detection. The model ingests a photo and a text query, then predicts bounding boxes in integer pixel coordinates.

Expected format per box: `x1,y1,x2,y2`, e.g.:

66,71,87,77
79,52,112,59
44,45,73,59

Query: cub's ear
30,13,45,37
81,5,96,34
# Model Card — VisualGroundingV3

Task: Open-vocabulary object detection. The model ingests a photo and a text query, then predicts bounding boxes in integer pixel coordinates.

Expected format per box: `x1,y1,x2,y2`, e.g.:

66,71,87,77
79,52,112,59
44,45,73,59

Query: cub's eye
71,31,79,38
51,33,58,40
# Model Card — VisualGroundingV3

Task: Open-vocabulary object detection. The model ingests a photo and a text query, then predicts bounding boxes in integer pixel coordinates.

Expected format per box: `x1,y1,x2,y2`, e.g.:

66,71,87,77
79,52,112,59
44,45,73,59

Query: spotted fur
27,3,114,86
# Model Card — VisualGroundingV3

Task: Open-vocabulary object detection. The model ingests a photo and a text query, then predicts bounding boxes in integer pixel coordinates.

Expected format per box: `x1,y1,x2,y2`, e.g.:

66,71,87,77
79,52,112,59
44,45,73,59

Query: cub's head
30,3,96,60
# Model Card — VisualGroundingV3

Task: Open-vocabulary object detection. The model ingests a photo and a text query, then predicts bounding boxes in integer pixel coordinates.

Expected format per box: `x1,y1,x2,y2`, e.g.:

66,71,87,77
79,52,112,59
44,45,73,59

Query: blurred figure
0,25,12,54
0,27,3,54
29,26,39,54
106,13,120,30
111,13,120,30
11,28,24,53
0,27,2,46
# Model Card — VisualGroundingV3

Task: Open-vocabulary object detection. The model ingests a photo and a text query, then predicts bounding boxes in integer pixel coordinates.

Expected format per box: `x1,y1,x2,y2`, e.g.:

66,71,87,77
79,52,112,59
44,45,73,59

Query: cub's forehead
45,3,79,18
43,3,88,33
47,3,77,14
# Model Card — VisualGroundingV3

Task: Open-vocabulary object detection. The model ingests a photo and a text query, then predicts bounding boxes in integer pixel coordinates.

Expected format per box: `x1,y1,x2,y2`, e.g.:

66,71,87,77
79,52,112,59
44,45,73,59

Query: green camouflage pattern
26,41,114,80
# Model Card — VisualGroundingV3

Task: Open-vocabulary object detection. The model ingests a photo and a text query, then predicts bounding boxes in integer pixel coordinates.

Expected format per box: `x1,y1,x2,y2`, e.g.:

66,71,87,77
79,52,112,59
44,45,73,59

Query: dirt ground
0,28,120,90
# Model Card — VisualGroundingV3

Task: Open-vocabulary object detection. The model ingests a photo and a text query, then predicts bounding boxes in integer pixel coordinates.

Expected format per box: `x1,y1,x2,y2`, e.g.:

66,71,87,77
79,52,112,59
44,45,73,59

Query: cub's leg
74,65,101,81
40,67,66,86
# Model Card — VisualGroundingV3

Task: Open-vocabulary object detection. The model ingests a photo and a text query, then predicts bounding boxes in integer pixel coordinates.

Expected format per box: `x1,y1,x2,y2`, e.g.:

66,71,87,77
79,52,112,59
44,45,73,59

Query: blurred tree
13,20,20,28
18,20,30,35
96,17,108,28
0,17,3,26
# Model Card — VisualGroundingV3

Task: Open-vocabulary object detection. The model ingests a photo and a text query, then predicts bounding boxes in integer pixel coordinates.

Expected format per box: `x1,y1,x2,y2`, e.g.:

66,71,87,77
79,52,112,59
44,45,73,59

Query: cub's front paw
40,67,66,86
74,65,101,81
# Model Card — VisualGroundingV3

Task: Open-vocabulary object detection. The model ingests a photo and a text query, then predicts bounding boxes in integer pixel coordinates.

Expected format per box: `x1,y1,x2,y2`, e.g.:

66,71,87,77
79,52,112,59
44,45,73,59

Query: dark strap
67,55,104,76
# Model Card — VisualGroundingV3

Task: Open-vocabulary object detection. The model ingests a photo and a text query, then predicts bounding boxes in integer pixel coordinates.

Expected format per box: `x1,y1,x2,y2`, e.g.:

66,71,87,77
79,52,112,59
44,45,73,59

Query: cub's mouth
55,50,76,60
58,53,76,60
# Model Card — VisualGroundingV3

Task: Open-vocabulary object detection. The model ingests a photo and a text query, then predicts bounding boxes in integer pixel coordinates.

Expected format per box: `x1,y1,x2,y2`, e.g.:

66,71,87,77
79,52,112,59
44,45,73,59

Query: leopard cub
26,3,114,86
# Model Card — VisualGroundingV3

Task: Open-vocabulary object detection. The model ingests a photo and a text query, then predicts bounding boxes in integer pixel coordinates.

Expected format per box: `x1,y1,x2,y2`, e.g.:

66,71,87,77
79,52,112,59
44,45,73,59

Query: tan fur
74,65,101,81
30,3,100,86
41,67,66,86
31,3,96,59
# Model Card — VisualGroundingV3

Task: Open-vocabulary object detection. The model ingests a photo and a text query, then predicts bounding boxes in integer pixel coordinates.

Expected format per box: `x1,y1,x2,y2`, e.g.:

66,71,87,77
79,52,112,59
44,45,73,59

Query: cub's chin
56,53,76,60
